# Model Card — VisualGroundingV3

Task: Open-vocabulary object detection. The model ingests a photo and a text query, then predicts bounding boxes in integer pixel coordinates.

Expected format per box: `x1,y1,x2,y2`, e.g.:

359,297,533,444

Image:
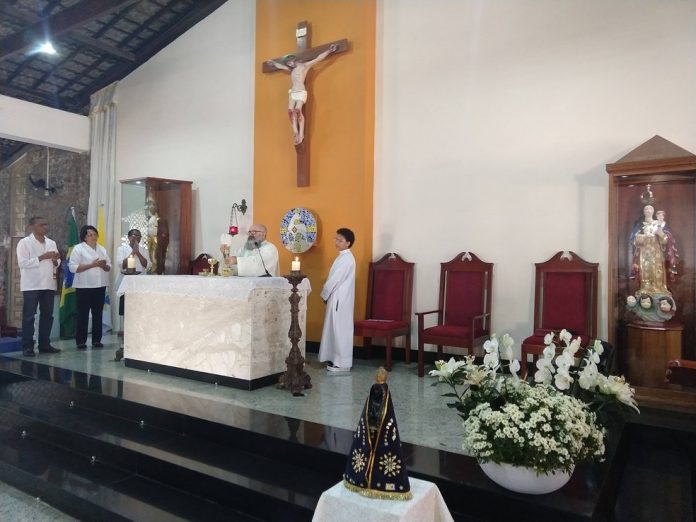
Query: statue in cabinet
146,197,170,275
120,177,191,275
625,184,679,323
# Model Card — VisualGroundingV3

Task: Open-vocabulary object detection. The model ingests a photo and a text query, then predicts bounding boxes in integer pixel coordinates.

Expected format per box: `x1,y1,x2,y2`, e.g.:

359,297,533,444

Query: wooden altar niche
606,136,696,409
120,177,192,275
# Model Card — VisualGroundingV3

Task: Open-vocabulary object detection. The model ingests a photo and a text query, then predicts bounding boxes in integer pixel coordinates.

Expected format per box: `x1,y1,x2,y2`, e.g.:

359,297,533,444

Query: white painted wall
0,95,89,152
376,0,696,353
114,0,256,257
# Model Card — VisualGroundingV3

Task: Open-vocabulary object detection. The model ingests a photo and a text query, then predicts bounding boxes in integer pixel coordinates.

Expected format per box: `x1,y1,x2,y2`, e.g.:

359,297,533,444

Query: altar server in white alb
319,228,356,372
222,224,279,277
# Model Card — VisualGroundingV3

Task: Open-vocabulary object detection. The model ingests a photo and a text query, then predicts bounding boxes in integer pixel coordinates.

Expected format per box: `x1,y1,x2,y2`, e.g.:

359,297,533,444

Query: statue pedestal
624,322,683,387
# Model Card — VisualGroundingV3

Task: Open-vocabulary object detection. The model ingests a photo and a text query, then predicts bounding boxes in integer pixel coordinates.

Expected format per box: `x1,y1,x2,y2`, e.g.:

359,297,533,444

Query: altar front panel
120,275,309,387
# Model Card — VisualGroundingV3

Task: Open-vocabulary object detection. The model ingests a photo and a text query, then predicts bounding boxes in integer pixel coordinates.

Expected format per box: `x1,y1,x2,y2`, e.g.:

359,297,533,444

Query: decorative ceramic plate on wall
280,207,318,253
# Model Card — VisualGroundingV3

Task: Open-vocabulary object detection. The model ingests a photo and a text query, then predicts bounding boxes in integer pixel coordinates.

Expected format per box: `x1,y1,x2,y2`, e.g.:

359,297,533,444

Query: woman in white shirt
69,225,111,350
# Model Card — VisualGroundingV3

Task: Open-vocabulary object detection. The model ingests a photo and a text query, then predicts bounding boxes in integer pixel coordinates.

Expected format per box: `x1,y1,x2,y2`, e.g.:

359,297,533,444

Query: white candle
127,255,136,269
291,257,300,272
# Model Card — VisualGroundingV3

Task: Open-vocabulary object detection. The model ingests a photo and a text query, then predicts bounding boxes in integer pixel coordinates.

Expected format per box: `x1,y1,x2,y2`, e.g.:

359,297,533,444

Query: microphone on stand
254,240,272,277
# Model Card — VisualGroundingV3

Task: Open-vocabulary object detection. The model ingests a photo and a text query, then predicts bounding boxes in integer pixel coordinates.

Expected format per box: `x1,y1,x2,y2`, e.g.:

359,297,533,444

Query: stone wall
0,145,90,311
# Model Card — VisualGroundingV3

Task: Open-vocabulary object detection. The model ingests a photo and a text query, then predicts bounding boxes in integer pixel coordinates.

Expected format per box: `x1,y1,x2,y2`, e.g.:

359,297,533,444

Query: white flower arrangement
430,330,639,475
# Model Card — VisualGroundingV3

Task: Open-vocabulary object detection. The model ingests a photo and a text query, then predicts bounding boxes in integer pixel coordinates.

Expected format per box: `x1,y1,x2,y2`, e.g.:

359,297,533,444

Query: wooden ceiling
0,0,228,165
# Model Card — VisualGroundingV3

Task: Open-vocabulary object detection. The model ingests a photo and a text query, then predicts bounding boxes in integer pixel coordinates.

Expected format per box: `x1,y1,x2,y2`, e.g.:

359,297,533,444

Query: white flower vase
480,461,573,495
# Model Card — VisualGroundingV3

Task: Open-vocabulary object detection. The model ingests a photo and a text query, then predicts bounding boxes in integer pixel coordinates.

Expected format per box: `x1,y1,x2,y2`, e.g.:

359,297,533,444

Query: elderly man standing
221,224,279,277
17,216,62,356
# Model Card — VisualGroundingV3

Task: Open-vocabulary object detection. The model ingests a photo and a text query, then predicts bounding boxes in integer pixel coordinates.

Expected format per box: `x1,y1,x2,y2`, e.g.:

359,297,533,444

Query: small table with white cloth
312,478,454,522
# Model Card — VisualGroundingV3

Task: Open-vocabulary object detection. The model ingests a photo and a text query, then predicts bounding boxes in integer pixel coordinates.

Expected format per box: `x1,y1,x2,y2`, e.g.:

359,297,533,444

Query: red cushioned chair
354,253,414,371
415,252,493,377
520,251,598,378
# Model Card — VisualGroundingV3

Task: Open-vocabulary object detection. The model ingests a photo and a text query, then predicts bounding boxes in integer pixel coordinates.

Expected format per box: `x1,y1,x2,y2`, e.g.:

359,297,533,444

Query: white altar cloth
312,478,454,522
118,275,310,387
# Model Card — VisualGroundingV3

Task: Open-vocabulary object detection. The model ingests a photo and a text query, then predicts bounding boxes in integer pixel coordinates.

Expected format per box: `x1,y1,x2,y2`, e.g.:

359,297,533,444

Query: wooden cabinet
606,136,696,390
120,177,192,275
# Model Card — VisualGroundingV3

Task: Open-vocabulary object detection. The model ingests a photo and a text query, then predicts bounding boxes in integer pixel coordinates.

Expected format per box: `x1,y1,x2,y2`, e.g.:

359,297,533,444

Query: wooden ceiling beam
0,0,141,61
1,4,137,63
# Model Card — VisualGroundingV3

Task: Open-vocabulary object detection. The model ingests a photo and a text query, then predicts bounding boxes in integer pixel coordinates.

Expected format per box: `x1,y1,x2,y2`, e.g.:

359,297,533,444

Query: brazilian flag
59,208,79,338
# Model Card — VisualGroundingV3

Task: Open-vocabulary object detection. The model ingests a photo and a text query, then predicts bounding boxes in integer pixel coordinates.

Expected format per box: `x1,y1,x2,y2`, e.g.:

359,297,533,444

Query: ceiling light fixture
37,41,57,55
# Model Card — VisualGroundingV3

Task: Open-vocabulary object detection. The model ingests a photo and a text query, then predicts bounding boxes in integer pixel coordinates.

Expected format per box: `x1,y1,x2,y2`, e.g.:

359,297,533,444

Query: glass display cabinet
120,177,192,275
606,136,696,397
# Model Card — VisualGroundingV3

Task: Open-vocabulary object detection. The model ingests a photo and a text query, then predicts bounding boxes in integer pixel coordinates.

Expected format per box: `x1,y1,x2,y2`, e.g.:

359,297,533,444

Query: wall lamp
229,199,248,236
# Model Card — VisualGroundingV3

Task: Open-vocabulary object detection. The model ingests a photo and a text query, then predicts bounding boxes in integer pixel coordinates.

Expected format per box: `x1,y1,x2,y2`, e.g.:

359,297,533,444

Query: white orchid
578,361,599,390
542,345,556,360
559,329,572,345
483,351,499,369
567,337,582,356
509,359,521,376
431,330,634,476
554,368,573,390
543,331,556,345
534,358,554,385
592,339,604,356
483,336,499,353
555,352,574,371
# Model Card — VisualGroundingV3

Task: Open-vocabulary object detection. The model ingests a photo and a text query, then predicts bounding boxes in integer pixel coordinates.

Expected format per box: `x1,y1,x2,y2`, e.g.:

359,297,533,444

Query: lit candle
291,256,300,272
127,255,136,269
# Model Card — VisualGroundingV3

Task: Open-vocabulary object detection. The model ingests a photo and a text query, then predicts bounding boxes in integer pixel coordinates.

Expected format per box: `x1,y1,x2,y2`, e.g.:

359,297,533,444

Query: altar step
0,357,693,522
0,371,340,521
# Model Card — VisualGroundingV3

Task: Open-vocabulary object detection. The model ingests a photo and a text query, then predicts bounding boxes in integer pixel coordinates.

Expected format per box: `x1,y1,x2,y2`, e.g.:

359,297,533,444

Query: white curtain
88,81,118,332
87,81,118,243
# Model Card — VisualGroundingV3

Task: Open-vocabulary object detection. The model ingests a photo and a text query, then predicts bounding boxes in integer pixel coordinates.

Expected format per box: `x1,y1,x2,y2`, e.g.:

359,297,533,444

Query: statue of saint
146,200,169,275
630,204,669,294
343,367,412,500
626,187,678,322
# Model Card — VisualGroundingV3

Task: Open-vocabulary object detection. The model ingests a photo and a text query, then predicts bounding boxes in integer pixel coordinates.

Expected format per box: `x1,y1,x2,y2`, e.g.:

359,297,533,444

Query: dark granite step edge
0,401,331,514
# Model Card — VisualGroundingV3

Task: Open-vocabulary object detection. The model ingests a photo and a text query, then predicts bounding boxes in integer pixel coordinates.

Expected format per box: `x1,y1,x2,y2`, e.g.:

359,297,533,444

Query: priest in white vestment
222,224,279,277
319,228,356,372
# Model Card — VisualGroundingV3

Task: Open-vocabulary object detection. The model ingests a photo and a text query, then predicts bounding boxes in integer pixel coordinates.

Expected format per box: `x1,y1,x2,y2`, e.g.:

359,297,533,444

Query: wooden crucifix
263,21,348,187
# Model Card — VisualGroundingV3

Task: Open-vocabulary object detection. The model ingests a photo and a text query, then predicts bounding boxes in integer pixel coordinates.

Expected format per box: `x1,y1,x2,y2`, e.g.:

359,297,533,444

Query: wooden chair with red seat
354,253,414,371
520,251,598,378
415,252,493,377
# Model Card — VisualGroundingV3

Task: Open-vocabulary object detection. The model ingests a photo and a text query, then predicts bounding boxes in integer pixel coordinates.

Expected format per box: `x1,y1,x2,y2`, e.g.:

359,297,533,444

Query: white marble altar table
312,478,454,522
117,275,311,390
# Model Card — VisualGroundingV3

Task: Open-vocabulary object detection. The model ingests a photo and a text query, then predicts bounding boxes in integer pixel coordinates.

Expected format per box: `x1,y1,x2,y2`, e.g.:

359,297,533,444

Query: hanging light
228,199,247,236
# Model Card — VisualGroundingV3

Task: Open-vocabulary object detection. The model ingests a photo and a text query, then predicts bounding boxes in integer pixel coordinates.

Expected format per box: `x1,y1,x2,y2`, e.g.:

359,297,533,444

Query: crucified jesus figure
266,43,338,145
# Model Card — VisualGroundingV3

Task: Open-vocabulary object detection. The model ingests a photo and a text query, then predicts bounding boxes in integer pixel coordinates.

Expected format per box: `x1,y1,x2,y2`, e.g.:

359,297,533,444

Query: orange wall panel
255,1,375,341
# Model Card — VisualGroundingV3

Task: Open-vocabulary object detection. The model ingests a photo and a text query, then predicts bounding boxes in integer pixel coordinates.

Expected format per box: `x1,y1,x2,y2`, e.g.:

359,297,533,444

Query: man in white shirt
16,217,61,356
222,224,280,277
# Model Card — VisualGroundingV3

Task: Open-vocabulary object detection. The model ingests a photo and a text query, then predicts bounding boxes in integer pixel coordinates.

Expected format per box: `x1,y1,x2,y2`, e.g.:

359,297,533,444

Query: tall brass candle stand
278,271,312,396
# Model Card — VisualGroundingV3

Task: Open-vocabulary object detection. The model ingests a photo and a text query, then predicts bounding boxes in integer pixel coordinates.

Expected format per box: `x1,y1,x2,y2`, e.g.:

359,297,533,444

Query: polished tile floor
2,334,468,520
5,334,468,456
0,481,79,522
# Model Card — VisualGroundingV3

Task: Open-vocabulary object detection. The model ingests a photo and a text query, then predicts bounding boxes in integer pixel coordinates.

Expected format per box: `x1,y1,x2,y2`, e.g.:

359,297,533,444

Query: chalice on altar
207,257,216,275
